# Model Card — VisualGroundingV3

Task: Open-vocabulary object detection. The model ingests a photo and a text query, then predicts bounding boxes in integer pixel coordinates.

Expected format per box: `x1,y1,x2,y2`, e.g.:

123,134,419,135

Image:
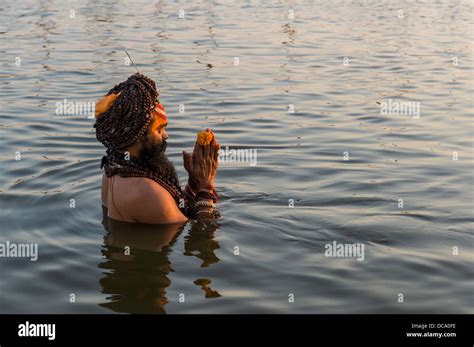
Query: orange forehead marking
151,104,167,129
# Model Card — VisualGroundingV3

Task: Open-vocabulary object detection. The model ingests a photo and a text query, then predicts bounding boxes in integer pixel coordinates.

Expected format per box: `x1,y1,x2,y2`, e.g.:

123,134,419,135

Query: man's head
94,73,167,151
95,73,179,187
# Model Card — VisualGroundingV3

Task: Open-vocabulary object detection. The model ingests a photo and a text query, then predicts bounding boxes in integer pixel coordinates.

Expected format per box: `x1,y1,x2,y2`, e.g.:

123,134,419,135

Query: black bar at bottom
0,314,471,345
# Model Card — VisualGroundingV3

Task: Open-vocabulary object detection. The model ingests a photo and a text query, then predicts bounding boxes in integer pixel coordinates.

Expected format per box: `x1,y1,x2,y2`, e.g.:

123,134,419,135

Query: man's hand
183,128,220,190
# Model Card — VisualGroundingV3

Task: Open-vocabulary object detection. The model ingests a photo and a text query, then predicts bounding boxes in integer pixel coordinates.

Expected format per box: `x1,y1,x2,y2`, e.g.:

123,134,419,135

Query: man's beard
137,139,180,189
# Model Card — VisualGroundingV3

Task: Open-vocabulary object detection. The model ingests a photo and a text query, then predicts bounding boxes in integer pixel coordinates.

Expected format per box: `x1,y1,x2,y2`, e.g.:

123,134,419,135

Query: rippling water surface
0,0,472,313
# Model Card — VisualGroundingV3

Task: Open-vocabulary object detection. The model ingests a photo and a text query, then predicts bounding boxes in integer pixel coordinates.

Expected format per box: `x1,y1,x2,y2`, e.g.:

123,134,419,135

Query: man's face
145,104,168,148
135,103,180,188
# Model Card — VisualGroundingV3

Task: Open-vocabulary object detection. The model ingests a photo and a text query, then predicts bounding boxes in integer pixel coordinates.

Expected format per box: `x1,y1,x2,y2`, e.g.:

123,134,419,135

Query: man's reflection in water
99,206,221,313
183,221,221,268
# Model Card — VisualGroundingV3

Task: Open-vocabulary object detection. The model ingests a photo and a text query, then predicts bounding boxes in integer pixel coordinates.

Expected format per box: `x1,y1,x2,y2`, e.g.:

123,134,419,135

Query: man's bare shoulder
113,176,187,224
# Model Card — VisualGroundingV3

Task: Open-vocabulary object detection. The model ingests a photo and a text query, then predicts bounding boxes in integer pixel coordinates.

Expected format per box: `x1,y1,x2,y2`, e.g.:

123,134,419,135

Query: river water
0,0,472,313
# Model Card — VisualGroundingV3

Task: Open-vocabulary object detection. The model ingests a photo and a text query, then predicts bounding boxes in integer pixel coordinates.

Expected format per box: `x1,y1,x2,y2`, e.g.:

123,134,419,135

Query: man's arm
127,178,188,224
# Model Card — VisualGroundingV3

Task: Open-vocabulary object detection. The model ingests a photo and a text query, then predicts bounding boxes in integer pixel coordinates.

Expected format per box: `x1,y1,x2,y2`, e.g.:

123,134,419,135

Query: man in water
94,73,220,224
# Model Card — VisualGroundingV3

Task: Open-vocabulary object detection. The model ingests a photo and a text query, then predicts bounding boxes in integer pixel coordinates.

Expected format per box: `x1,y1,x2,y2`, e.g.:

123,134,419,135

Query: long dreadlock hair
94,73,159,150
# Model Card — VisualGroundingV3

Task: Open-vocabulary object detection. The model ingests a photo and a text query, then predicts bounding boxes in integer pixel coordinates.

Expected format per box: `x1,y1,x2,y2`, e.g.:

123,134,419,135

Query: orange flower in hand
197,131,214,146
